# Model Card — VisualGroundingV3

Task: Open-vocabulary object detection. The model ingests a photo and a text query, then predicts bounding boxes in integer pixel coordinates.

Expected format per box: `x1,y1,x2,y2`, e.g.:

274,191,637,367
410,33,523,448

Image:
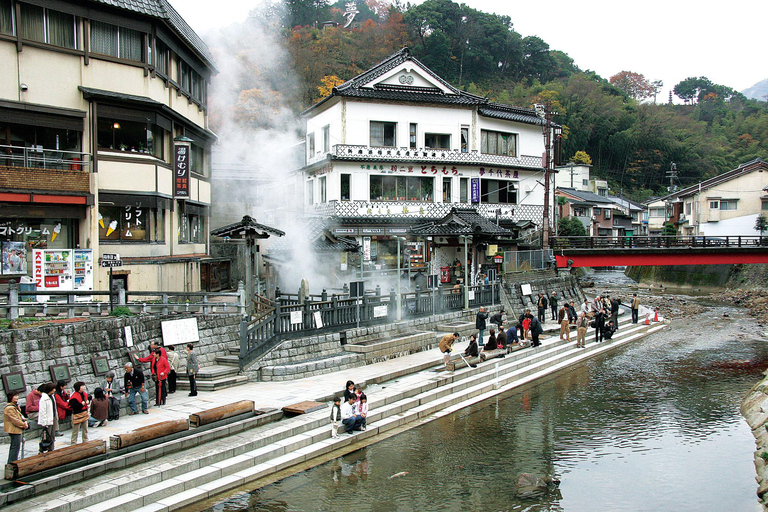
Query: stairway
0,316,662,512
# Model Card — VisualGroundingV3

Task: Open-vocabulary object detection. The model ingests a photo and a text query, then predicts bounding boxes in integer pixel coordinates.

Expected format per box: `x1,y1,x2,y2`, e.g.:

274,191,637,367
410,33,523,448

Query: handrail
551,235,767,249
0,144,92,171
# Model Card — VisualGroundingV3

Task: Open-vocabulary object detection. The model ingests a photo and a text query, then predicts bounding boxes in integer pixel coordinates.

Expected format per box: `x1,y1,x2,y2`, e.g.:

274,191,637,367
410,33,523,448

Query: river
199,271,766,511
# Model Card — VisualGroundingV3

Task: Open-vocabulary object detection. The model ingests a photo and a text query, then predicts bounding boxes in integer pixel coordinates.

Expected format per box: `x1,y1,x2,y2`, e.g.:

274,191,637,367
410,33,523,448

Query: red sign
34,250,43,288
440,266,451,283
45,275,60,288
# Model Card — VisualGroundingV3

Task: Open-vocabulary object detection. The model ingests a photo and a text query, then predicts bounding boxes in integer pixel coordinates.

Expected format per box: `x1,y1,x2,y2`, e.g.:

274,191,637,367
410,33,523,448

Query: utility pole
535,103,559,250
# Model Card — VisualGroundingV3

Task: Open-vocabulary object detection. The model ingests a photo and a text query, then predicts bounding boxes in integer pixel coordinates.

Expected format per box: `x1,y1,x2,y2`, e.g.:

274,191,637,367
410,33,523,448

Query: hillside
743,79,768,101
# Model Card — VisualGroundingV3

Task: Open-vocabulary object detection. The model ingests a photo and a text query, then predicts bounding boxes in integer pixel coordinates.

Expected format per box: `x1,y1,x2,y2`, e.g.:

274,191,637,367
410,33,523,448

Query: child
329,397,342,439
354,385,363,402
358,394,369,431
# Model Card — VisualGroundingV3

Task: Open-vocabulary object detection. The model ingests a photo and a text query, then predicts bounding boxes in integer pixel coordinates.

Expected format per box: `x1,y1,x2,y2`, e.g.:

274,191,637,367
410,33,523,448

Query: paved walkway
1,318,566,467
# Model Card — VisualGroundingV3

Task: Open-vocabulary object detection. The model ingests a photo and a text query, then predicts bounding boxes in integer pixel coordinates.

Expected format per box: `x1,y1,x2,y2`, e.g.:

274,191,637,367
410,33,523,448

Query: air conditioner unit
486,244,498,257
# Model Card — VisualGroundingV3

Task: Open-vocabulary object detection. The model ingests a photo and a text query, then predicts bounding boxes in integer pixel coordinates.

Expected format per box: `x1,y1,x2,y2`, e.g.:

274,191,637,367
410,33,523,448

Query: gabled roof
211,215,285,239
410,207,514,236
303,47,544,126
656,158,768,202
557,187,614,205
89,0,216,71
607,195,645,212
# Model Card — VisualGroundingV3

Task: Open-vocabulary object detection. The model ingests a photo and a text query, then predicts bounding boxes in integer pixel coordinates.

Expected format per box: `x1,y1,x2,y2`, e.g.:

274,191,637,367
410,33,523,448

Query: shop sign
360,228,384,235
174,144,190,198
357,203,428,216
386,228,408,234
340,252,348,271
479,167,519,178
45,275,59,288
471,178,480,203
333,228,358,235
363,237,371,261
34,250,43,288
0,222,54,238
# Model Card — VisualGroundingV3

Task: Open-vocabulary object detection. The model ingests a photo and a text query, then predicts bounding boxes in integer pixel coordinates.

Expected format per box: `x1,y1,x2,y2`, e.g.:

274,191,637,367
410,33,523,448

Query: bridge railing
551,235,767,249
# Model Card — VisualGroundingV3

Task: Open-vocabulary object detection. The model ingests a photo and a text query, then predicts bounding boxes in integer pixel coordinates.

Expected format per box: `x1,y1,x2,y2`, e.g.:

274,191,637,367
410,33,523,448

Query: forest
244,0,768,202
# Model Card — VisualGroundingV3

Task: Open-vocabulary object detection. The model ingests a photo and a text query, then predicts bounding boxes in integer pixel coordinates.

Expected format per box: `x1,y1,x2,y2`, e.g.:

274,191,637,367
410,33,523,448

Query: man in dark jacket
603,320,616,340
550,292,559,320
536,293,548,322
496,323,508,349
610,296,620,330
567,301,578,323
529,313,544,347
489,309,504,327
476,307,489,347
594,308,606,343
124,362,149,415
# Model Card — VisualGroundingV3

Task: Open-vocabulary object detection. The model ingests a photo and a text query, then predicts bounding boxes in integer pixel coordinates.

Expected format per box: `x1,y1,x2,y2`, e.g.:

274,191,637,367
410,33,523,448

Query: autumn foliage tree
317,75,345,99
609,71,654,101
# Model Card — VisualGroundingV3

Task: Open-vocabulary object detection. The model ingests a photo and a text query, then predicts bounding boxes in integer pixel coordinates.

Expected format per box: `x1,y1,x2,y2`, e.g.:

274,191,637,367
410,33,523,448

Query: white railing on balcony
328,144,543,170
0,145,92,171
310,200,544,224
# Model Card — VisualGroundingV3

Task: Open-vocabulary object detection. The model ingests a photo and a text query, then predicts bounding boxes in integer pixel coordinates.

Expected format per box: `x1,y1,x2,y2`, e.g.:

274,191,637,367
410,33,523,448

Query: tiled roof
478,105,545,126
88,0,215,71
410,207,513,236
557,187,614,205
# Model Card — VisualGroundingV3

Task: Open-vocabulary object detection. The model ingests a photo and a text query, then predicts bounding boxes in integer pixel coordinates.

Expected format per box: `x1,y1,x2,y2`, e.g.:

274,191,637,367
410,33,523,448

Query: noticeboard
161,317,200,346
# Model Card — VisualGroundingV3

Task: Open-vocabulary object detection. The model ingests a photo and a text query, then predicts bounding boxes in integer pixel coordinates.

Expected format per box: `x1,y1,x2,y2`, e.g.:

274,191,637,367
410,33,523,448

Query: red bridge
551,235,768,268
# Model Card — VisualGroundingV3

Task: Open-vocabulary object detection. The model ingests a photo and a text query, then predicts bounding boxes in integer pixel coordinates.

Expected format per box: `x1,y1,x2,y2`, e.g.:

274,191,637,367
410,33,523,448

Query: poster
313,311,323,328
373,305,388,318
521,283,532,296
125,326,134,347
161,318,200,345
290,311,303,325
2,241,26,274
468,290,475,300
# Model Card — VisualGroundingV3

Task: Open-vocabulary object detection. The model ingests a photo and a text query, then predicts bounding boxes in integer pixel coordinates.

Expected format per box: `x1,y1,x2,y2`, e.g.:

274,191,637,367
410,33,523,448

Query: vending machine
33,249,93,301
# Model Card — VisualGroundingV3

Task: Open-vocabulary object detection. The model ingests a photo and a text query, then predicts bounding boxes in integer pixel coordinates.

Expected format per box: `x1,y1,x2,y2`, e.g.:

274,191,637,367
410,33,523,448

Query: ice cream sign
0,222,61,240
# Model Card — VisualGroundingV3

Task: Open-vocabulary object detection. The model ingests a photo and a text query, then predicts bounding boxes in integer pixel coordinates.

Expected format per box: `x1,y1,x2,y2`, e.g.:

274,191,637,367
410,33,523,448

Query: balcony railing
311,200,544,223
0,145,92,172
328,144,543,170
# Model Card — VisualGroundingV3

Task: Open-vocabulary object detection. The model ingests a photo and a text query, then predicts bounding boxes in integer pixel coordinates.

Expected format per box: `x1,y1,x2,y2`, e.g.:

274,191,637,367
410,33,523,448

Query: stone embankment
741,373,768,511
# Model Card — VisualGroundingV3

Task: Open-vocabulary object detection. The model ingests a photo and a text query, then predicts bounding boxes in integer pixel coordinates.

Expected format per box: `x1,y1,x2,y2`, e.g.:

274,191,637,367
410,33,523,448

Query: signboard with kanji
471,178,480,203
174,144,190,198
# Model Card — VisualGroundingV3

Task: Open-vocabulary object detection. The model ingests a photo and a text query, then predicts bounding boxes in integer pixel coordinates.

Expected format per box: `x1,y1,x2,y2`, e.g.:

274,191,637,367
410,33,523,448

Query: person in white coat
37,382,56,453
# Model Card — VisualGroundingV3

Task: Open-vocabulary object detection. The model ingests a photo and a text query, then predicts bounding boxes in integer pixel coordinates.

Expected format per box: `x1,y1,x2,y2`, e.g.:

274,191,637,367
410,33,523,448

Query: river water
201,272,767,512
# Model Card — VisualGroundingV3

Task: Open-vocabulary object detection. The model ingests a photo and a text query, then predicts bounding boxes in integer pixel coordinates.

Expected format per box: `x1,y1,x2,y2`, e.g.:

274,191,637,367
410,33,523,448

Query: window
460,126,469,153
99,205,165,243
370,176,433,202
97,117,165,159
179,213,204,244
370,121,396,147
597,188,607,197
460,178,468,203
425,133,450,149
190,143,206,176
480,180,517,204
0,0,14,36
613,217,621,226
582,179,589,186
409,123,417,149
720,200,737,211
340,174,350,201
480,130,516,156
154,39,169,76
709,200,719,210
649,207,665,217
685,202,692,215
322,125,330,153
307,133,315,158
442,177,452,203
90,21,142,61
604,209,611,219
19,4,76,49
177,59,206,105
573,207,588,217
319,176,326,203
593,208,601,215
306,180,314,205
762,199,768,211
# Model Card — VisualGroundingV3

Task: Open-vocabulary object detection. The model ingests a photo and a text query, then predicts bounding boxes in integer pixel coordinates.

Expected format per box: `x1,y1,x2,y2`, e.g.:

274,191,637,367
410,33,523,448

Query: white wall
698,213,760,237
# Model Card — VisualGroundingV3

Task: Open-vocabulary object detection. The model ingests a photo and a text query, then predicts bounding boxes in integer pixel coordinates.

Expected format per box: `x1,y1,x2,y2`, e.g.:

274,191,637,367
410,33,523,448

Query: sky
172,0,767,99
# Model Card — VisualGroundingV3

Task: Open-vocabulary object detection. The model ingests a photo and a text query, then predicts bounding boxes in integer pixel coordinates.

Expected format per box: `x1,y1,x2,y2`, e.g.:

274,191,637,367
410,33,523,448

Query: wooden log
446,356,481,371
189,400,255,427
282,401,326,415
479,349,506,362
109,419,189,450
5,440,106,480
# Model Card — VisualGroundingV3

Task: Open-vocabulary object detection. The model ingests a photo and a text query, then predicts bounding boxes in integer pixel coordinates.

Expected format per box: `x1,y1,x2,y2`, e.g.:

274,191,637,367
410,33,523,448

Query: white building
300,48,552,282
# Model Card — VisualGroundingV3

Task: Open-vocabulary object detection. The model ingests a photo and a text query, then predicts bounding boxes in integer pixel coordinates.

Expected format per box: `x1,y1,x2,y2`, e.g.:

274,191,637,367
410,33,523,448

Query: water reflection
205,306,765,512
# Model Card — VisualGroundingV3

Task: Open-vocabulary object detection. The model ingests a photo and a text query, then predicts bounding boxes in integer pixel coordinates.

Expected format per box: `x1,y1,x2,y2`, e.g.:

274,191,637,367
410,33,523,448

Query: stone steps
260,353,364,382
5,316,656,512
175,374,248,392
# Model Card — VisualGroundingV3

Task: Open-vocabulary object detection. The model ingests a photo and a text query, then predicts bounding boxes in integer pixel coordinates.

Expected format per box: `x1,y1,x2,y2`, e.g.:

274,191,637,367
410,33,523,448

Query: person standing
631,294,640,324
529,313,543,347
567,301,578,323
25,385,43,431
151,348,170,406
440,332,459,368
594,308,606,343
537,293,548,323
476,307,488,347
329,397,342,439
37,383,56,453
53,380,70,436
68,382,89,445
550,292,559,321
4,391,28,463
186,343,199,397
124,362,149,414
558,305,571,341
610,296,620,330
575,312,588,348
167,346,179,394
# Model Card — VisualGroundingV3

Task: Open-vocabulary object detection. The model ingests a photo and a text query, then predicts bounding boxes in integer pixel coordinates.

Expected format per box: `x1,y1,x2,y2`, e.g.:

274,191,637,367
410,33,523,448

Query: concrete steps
174,364,246,392
4,316,658,512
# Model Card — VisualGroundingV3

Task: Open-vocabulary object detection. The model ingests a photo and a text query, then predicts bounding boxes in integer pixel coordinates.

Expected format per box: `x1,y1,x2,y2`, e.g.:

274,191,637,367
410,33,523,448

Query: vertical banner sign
363,236,371,261
174,143,190,198
471,178,480,203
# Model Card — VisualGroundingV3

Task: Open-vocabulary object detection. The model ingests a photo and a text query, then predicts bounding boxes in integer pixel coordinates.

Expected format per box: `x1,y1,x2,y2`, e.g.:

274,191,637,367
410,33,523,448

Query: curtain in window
119,26,142,61
91,21,117,56
155,40,169,74
48,9,75,48
370,122,384,146
19,3,45,43
0,0,13,36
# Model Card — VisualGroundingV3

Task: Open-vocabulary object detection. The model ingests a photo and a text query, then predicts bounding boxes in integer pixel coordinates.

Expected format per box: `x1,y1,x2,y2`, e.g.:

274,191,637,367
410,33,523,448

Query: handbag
39,429,54,452
72,410,89,424
151,373,158,382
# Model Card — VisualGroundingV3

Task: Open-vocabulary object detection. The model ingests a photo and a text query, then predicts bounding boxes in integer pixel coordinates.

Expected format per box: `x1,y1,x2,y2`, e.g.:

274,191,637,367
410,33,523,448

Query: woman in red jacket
54,380,71,435
151,348,170,406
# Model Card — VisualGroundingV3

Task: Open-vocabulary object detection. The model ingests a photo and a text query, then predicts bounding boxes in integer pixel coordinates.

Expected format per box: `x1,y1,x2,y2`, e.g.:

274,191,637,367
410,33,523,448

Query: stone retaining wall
741,371,768,510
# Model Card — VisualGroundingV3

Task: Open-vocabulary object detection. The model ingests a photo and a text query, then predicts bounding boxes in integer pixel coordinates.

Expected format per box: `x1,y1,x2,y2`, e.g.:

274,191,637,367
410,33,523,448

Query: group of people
330,380,369,437
3,342,201,465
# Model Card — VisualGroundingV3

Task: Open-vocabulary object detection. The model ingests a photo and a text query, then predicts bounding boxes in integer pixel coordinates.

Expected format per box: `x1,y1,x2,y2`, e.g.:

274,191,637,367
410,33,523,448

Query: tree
673,76,712,104
756,214,768,238
317,75,345,98
572,150,592,165
558,216,587,237
609,71,654,101
663,222,677,236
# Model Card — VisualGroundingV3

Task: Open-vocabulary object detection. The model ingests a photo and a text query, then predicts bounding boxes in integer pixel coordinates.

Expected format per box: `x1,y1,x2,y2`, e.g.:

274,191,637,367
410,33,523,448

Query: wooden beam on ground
479,349,507,362
5,440,106,480
446,356,482,371
282,401,326,415
189,400,255,427
109,419,189,450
